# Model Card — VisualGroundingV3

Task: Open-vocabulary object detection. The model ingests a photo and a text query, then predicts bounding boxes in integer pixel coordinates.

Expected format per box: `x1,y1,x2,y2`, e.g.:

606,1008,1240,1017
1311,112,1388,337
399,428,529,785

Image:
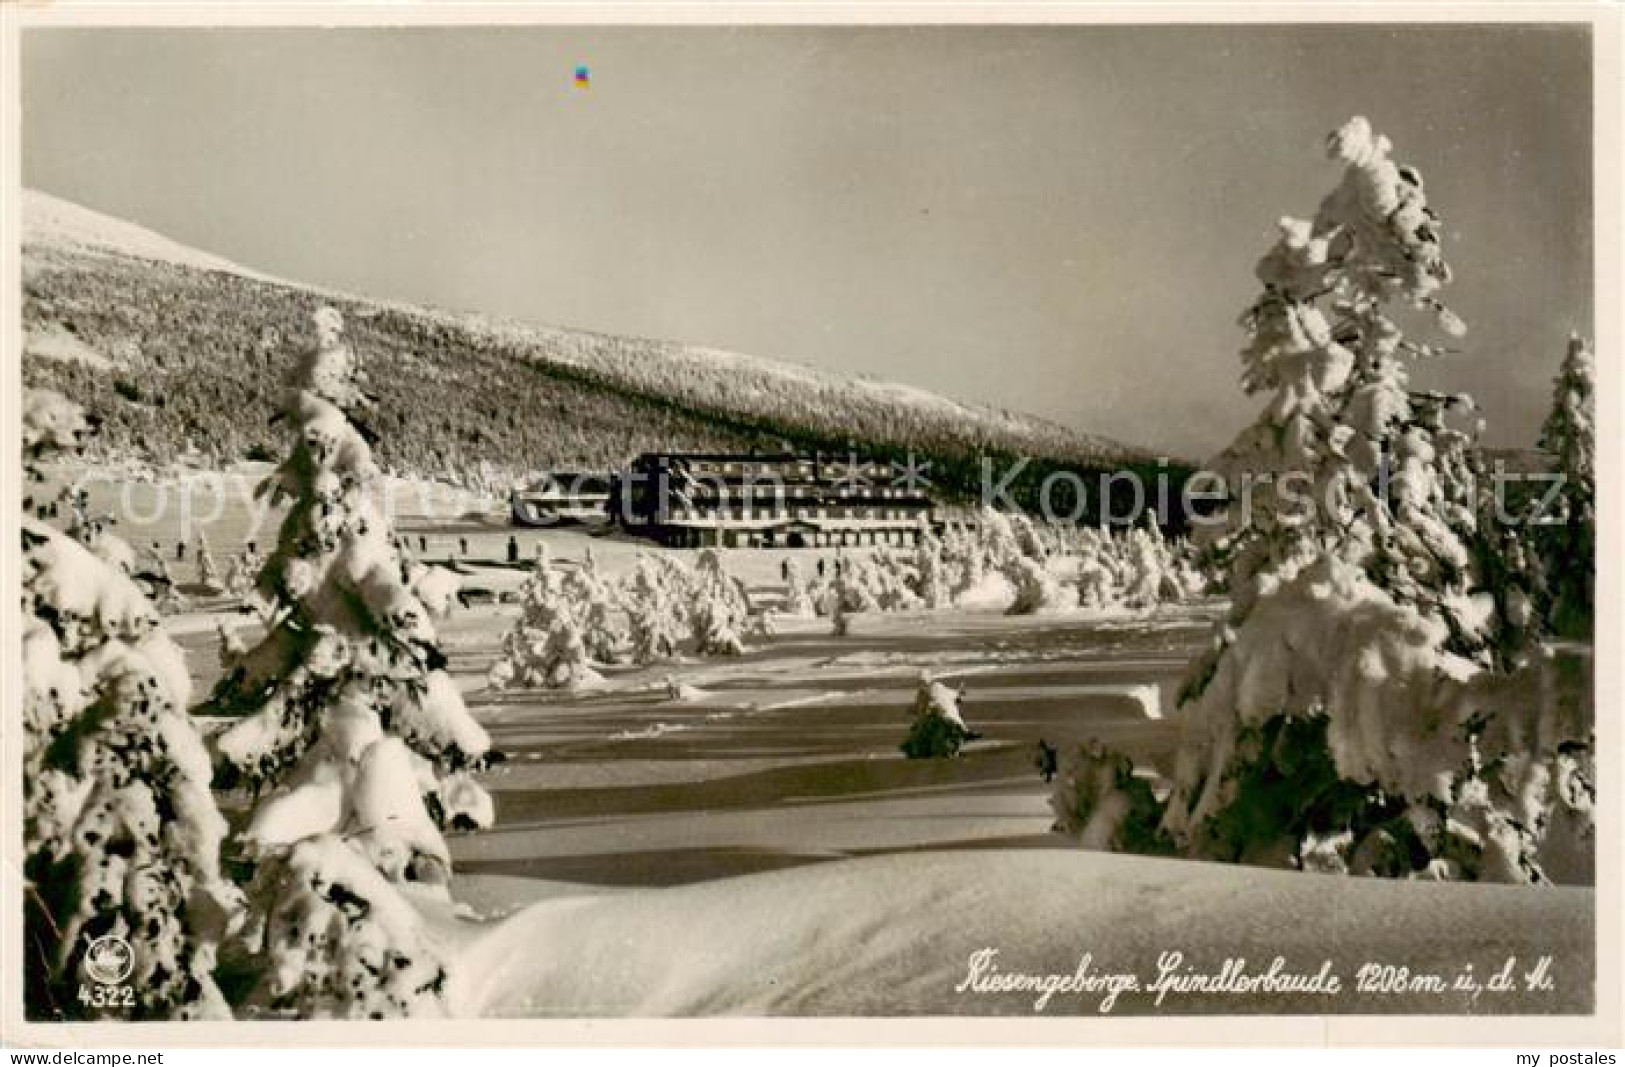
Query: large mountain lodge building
612,451,935,549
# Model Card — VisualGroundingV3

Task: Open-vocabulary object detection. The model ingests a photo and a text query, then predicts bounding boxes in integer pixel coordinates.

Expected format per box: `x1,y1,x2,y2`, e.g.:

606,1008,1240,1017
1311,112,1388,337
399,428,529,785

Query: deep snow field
45,468,1596,1016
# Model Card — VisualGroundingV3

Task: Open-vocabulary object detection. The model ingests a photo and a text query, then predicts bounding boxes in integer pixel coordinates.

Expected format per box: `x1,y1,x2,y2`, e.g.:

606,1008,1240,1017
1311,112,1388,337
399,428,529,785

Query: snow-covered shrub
22,388,239,1020
218,621,247,670
912,530,952,609
543,615,608,689
900,675,980,759
1004,554,1078,615
199,308,491,1014
1071,528,1122,609
871,551,923,612
830,557,879,614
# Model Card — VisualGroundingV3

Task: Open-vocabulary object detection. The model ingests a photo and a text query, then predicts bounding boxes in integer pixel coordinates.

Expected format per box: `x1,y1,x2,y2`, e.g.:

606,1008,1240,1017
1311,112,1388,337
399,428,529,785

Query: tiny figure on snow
507,534,520,564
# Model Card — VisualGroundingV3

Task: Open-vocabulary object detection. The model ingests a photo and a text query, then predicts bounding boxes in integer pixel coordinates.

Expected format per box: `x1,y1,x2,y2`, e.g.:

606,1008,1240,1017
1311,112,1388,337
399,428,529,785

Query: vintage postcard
1,1,1619,1049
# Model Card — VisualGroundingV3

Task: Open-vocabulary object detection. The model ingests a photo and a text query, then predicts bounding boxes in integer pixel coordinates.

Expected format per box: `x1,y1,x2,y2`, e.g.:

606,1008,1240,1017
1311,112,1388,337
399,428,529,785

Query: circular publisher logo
84,933,134,986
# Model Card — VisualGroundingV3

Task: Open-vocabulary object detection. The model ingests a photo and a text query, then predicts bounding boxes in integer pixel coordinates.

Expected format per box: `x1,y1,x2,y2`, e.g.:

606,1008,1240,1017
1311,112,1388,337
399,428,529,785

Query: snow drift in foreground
441,850,1591,1016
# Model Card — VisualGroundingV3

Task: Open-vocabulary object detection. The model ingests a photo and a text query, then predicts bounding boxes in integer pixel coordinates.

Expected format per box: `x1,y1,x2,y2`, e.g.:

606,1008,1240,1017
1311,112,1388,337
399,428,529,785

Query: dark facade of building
612,451,935,549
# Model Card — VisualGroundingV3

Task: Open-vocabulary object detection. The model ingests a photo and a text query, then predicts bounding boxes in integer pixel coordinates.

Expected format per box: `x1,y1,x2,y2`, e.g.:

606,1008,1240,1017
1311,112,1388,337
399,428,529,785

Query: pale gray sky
21,24,1592,459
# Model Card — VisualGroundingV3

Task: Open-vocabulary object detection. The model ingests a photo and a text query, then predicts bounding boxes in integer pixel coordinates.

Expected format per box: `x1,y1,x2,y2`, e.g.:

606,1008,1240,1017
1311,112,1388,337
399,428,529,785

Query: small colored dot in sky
574,66,590,89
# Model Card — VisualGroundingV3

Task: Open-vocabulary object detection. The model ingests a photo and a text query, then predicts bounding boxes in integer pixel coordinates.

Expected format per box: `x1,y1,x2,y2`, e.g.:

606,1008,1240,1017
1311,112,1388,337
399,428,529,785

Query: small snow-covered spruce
900,675,980,759
225,544,264,598
56,475,136,576
690,549,749,656
575,569,629,666
832,556,879,614
199,308,492,1015
234,830,451,1019
625,557,685,664
22,388,239,1020
195,531,223,594
1004,554,1078,616
1536,333,1595,640
488,552,568,688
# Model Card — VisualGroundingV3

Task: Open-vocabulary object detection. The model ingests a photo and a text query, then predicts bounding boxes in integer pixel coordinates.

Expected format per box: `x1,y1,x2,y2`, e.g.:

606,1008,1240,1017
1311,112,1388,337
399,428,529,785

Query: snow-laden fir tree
1536,333,1595,640
831,556,880,614
218,621,248,670
1004,553,1078,615
1053,117,1589,883
949,522,987,601
900,674,980,759
200,307,493,1016
488,552,612,690
544,613,606,690
780,558,817,617
488,553,564,686
828,576,852,637
22,388,240,1020
871,551,923,612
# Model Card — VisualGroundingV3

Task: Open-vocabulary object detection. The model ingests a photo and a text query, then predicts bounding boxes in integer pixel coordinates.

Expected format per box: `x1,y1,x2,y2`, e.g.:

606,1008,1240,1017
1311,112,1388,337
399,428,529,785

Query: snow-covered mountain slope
20,189,1176,503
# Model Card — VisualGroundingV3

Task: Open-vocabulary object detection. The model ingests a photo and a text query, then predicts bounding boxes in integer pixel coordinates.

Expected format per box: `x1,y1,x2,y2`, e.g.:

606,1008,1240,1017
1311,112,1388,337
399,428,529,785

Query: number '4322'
77,984,134,1009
